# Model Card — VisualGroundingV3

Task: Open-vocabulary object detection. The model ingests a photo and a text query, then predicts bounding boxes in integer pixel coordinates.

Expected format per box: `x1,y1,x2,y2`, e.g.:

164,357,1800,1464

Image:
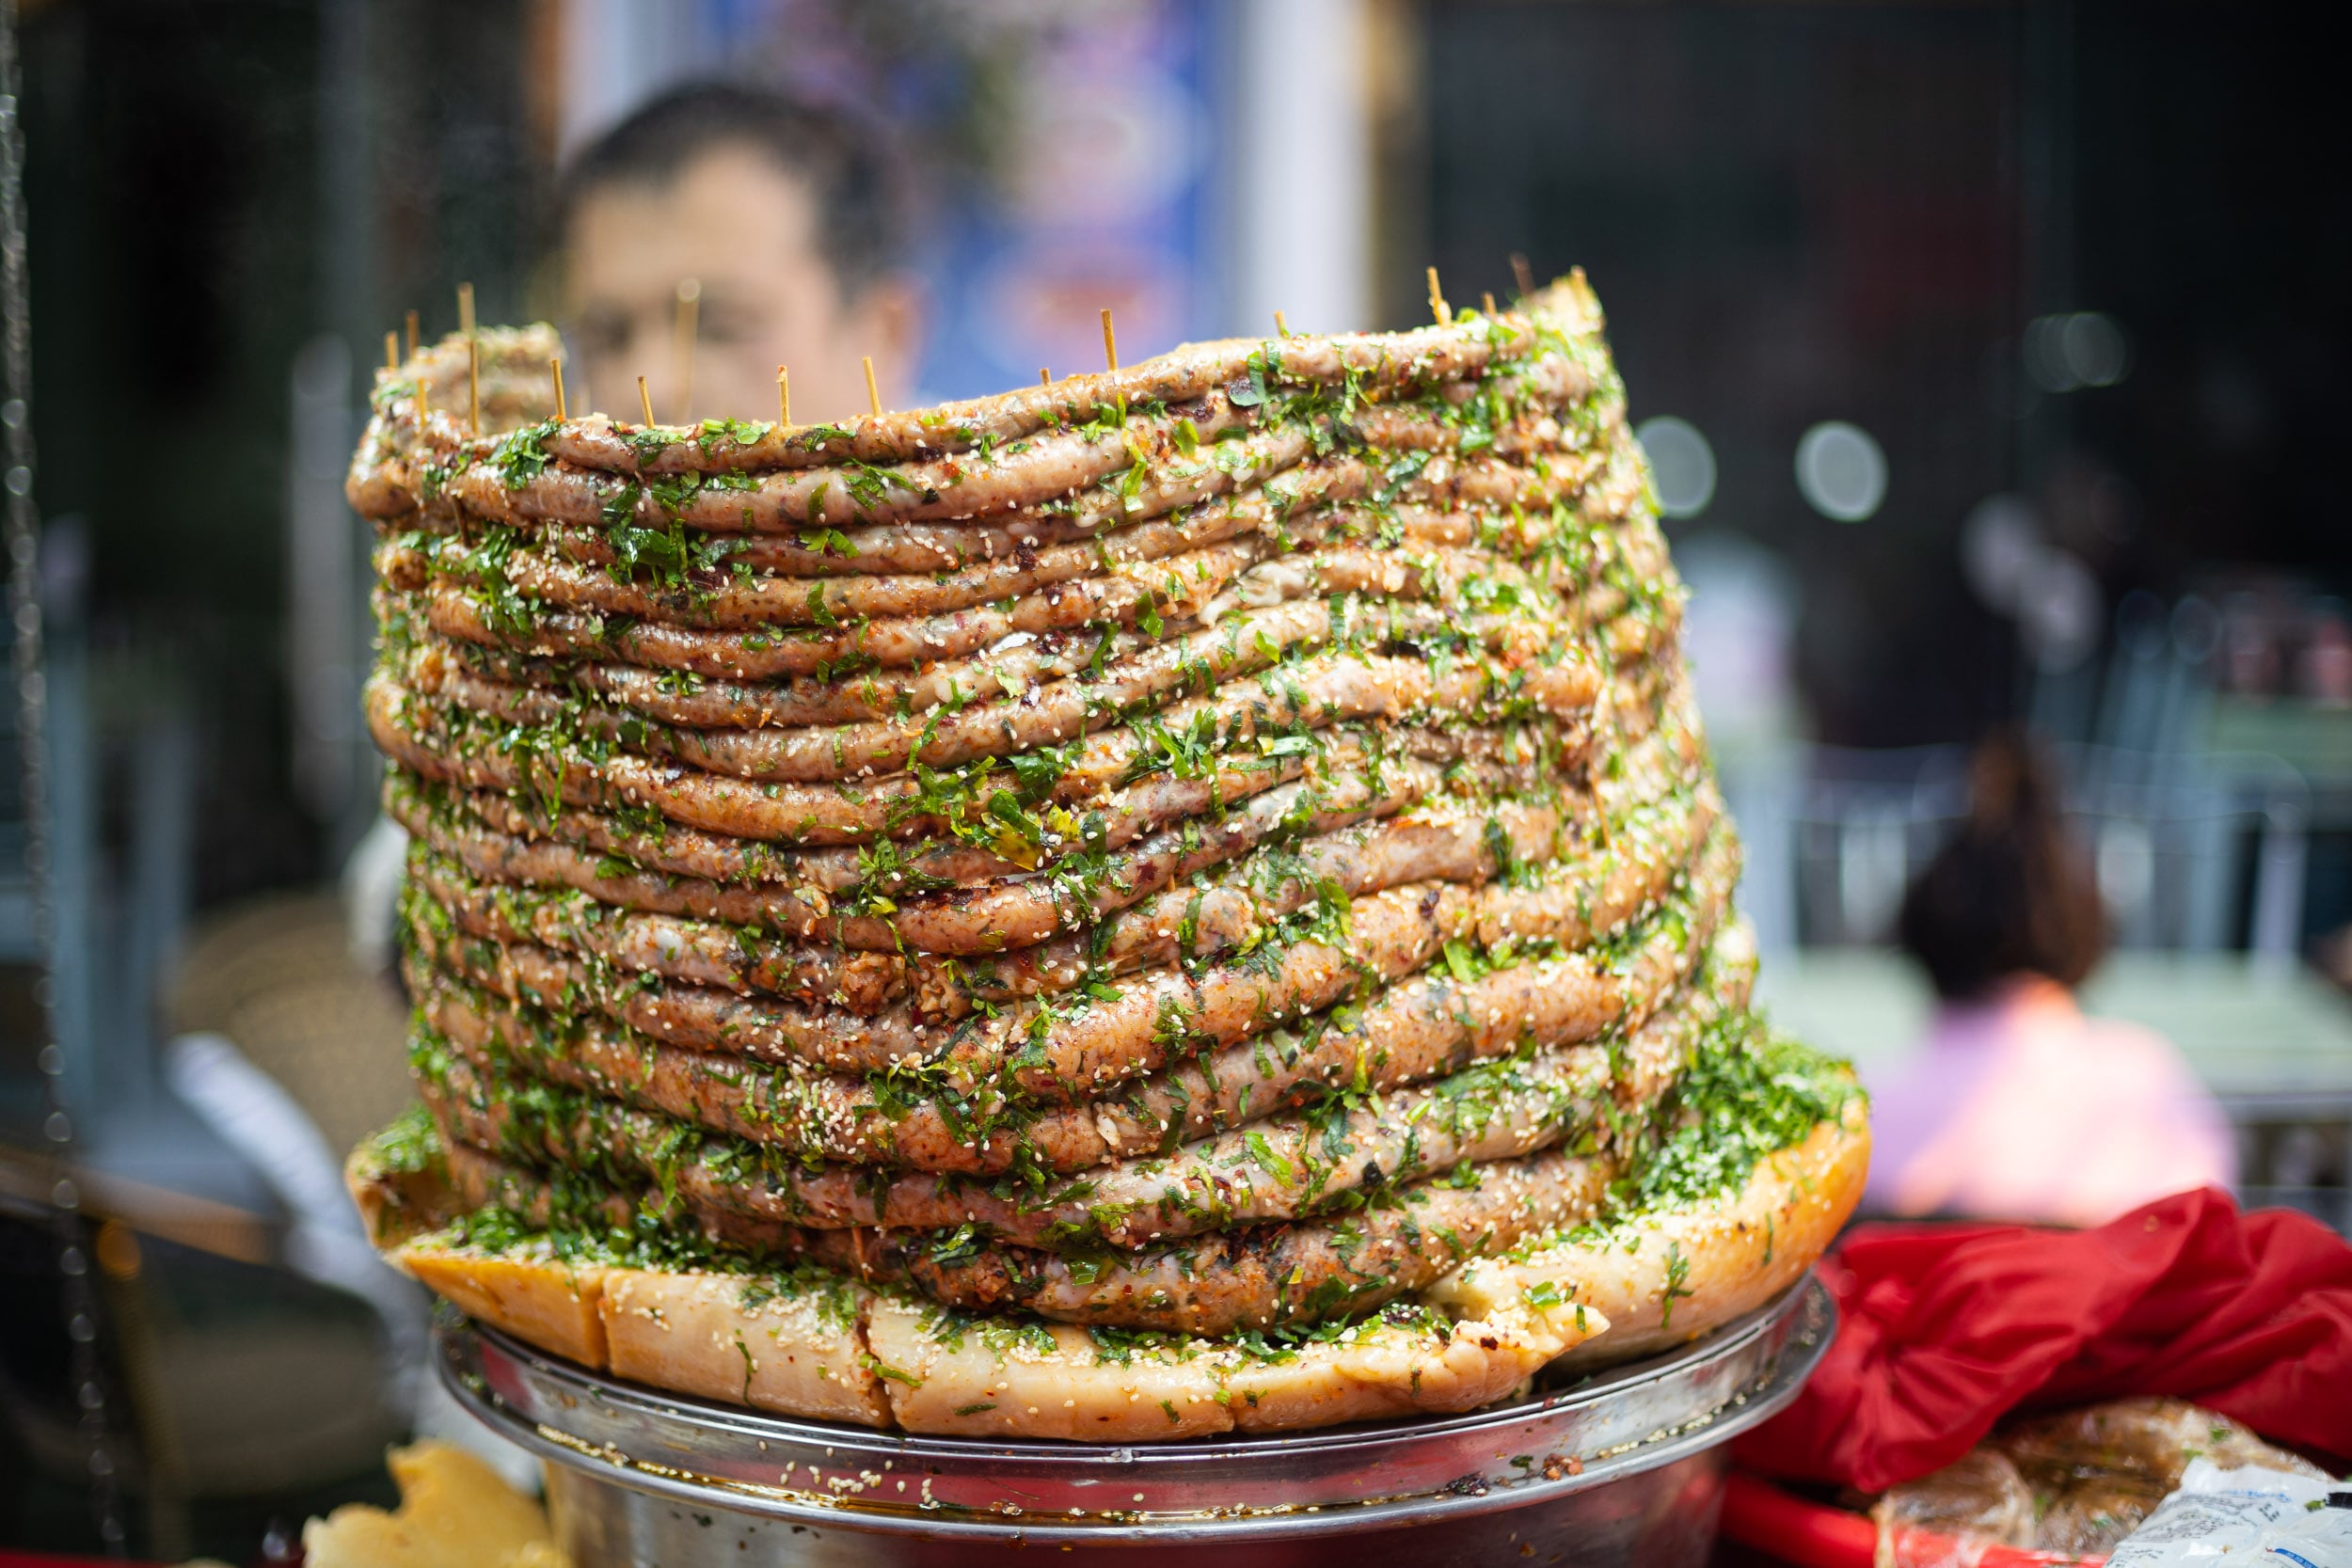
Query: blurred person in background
1864,731,2237,1226
320,77,939,1485
349,77,931,978
554,80,926,427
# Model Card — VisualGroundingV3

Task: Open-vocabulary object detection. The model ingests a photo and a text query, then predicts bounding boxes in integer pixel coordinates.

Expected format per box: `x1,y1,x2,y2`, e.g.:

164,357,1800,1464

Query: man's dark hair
1896,729,2109,1001
555,81,912,294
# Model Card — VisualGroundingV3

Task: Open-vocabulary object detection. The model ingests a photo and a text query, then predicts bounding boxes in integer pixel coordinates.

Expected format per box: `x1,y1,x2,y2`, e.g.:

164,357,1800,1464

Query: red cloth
1734,1186,2352,1493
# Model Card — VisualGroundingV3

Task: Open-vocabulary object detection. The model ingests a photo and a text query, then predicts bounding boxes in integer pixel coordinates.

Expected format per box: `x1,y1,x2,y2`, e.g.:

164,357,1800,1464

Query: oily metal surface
438,1275,1831,1558
539,1440,1733,1567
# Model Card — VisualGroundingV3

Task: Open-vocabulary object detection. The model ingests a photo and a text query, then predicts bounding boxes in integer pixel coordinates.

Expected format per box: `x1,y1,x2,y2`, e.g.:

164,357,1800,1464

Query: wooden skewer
1039,368,1052,386
777,366,791,427
405,309,419,360
1482,292,1497,317
550,357,567,421
637,375,655,428
1426,267,1451,326
1510,253,1535,300
672,278,700,423
417,378,431,422
1274,310,1289,338
467,336,482,435
1101,308,1120,372
863,356,882,418
457,281,476,338
383,331,399,372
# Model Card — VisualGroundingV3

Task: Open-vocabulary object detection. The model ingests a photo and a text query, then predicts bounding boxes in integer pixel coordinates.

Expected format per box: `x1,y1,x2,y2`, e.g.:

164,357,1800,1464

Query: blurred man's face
564,142,921,428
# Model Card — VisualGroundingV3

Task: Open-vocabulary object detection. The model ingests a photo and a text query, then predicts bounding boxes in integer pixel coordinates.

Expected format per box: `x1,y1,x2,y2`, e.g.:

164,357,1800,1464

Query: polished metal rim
437,1276,1833,1544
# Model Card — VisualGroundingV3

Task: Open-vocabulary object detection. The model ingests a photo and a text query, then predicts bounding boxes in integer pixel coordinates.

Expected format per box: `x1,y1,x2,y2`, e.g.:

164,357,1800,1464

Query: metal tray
437,1275,1833,1567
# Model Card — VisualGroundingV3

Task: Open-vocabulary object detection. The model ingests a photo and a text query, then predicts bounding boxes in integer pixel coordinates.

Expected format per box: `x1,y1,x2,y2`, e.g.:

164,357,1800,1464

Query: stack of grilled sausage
344,275,1869,1440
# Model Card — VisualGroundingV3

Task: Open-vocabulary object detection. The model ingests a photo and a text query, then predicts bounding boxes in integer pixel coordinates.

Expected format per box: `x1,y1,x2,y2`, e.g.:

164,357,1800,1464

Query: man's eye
696,307,758,346
572,316,628,357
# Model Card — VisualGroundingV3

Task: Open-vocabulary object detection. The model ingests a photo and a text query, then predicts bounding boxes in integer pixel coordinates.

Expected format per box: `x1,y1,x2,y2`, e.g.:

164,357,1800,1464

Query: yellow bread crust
865,1291,1593,1439
399,1242,611,1371
384,1234,1602,1442
356,1130,1611,1440
345,1140,459,1250
1426,1098,1869,1366
597,1268,894,1427
358,1105,1860,1440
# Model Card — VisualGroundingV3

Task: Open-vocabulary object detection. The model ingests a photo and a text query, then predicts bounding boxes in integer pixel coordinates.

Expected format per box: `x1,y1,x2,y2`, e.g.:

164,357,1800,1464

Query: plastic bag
1872,1449,2040,1564
2106,1458,2351,1566
2033,1478,2171,1556
2002,1397,2328,1495
1872,1398,2338,1566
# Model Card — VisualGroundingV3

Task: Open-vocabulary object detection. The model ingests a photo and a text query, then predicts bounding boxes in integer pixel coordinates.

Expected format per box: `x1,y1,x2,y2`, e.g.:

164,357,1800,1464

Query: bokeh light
1794,420,1887,522
1635,415,1717,519
2024,311,2130,392
1961,493,2040,613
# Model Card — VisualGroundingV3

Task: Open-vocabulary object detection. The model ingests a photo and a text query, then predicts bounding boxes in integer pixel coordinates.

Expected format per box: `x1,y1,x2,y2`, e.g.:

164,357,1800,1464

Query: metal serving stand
436,1275,1833,1567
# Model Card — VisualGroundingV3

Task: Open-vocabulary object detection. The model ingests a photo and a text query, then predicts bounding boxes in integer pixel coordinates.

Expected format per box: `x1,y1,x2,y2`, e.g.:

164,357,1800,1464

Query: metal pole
1,2,131,1554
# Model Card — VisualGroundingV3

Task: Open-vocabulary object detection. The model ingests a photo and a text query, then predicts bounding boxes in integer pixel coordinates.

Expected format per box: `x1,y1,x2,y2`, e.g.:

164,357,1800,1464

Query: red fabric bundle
1734,1187,2352,1492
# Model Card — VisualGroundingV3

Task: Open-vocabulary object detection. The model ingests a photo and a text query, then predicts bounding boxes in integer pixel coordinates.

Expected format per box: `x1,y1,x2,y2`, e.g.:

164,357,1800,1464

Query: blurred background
2,0,2346,1557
